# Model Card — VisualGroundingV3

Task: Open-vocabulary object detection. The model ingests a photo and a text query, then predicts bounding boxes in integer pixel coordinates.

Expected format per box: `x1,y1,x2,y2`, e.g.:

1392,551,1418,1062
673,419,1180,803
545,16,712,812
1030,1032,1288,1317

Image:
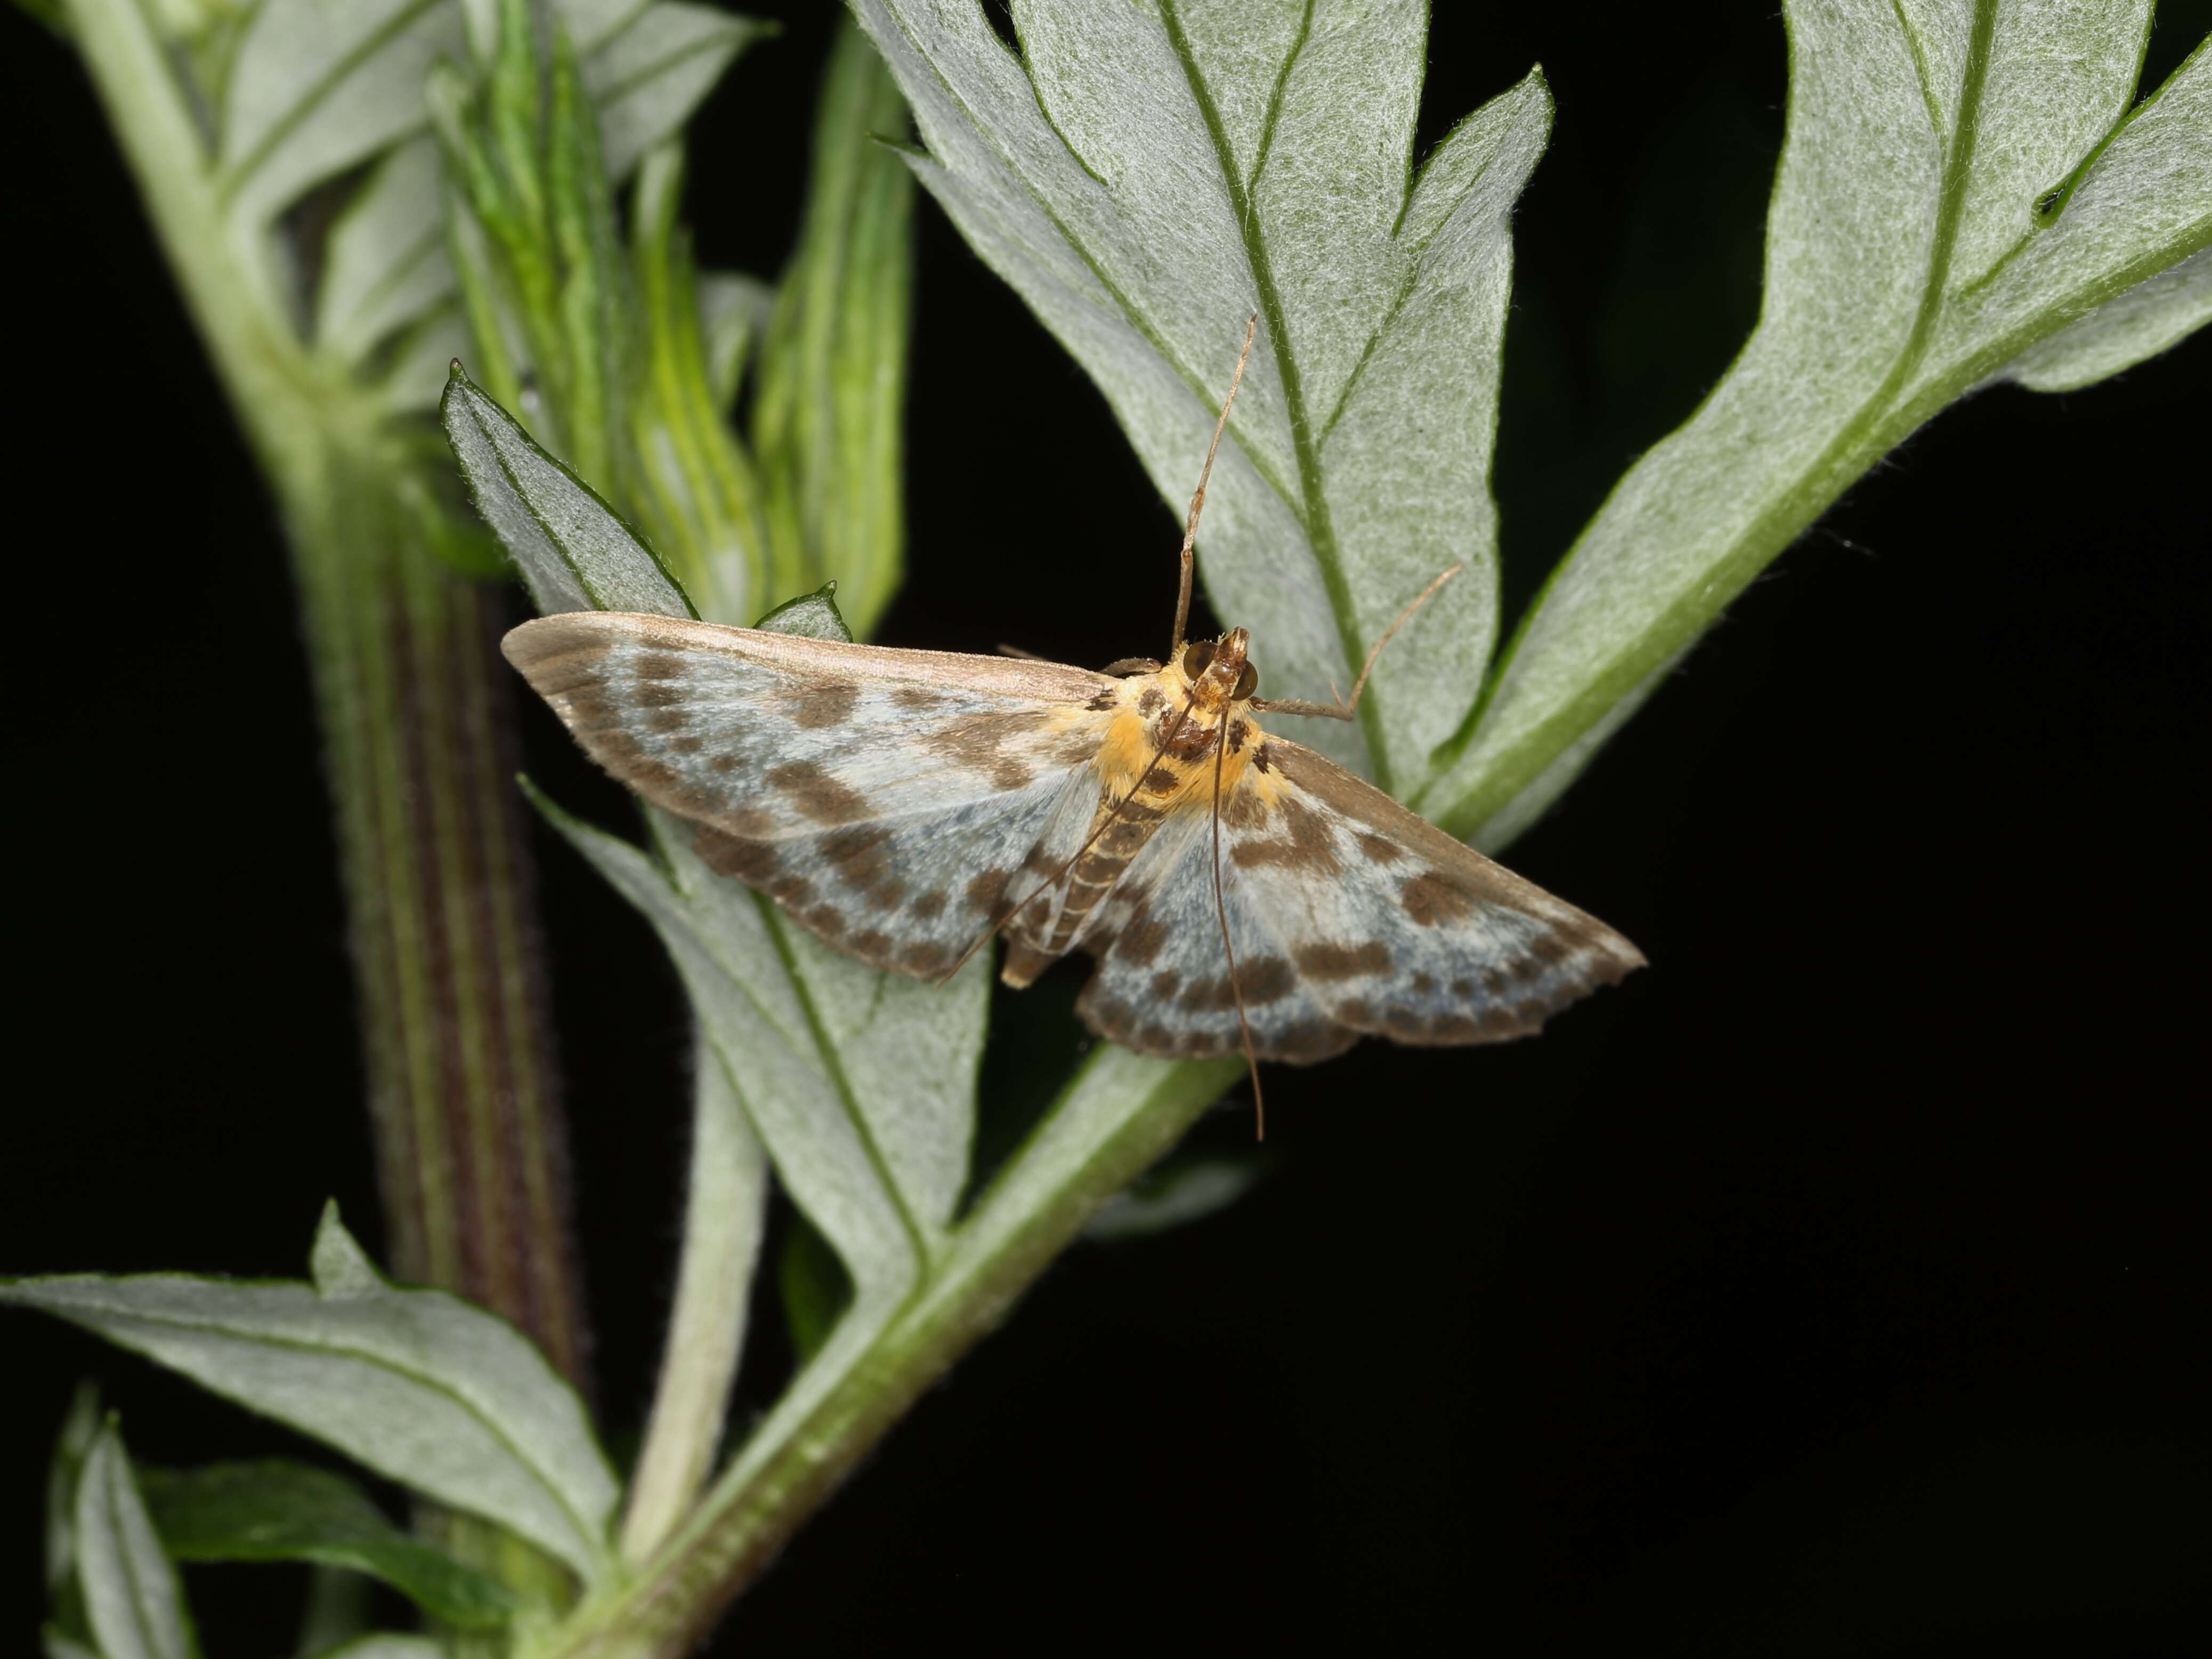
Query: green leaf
1429,3,2209,843
524,793,987,1301
44,1385,102,1648
260,0,769,404
441,361,695,616
2004,241,2212,390
587,3,773,182
753,15,917,637
0,1206,621,1588
70,1422,197,1659
850,0,1548,791
776,1210,852,1365
753,580,854,642
137,1460,520,1629
1084,1155,1260,1241
628,141,777,624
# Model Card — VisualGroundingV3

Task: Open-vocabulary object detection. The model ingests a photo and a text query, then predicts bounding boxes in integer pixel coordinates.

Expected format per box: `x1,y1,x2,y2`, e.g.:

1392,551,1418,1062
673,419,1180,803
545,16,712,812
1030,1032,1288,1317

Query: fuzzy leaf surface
0,1209,620,1587
1431,3,2209,842
850,0,1549,792
69,1425,194,1659
442,363,695,616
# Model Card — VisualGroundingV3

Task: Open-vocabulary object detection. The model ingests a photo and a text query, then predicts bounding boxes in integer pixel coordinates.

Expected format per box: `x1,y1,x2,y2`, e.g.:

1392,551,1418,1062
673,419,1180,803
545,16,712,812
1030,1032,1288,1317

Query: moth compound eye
1181,640,1216,677
1233,662,1258,700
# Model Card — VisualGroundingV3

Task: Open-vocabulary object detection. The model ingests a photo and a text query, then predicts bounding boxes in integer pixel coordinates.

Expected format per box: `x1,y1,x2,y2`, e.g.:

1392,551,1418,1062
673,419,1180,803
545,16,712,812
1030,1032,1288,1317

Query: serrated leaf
138,1460,519,1629
72,1424,196,1659
441,362,695,615
851,0,1547,792
0,1207,620,1587
1429,1,2209,844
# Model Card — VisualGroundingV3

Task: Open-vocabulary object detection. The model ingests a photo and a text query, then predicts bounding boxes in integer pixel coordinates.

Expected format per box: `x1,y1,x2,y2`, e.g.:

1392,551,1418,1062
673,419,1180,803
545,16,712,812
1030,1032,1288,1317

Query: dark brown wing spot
1109,900,1169,966
967,868,1011,918
1086,689,1118,712
1251,742,1274,774
646,705,689,734
820,824,902,909
806,904,847,938
694,829,777,884
1412,972,1436,994
630,682,687,709
893,685,949,711
668,734,703,755
896,939,955,976
1450,977,1476,998
1226,720,1249,754
1179,956,1293,1009
1357,832,1401,863
633,651,689,682
1151,970,1181,999
784,677,859,729
768,760,871,824
912,889,947,920
1137,686,1166,715
709,752,742,773
992,758,1036,791
1401,872,1478,927
1293,941,1391,982
926,709,1051,775
1229,796,1341,877
850,928,893,960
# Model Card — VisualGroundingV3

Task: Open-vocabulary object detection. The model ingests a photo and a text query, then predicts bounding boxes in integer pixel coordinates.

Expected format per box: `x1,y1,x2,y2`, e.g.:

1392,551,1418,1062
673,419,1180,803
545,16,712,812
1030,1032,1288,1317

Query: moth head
1177,628,1255,706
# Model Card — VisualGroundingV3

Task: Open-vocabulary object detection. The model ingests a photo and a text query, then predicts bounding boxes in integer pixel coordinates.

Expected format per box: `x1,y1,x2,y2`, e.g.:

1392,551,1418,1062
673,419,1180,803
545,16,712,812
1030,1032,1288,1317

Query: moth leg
1099,656,1163,677
1170,314,1260,655
1249,562,1464,723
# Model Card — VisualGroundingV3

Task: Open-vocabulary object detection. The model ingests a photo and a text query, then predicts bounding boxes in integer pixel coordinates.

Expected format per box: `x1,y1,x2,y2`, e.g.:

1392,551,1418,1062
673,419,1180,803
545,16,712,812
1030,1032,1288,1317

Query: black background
5,1,2207,1653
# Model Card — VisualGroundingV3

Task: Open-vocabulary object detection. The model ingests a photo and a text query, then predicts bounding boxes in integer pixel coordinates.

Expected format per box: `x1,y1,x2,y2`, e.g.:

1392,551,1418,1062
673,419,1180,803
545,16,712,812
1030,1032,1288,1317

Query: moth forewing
503,612,1121,978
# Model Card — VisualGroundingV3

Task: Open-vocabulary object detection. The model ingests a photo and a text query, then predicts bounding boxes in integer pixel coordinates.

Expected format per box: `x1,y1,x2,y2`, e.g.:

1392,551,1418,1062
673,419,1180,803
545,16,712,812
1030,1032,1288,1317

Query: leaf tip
310,1203,385,1301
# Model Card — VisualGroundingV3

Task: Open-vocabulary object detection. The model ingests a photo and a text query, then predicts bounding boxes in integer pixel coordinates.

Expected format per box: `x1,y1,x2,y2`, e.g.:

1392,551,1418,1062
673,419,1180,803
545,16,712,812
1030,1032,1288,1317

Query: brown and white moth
502,328,1642,1100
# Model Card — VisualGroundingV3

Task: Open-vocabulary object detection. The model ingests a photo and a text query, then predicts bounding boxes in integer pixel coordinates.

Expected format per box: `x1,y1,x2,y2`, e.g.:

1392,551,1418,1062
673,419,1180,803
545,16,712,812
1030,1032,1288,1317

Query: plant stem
290,455,588,1380
64,0,589,1383
531,1050,1240,1659
618,1044,769,1563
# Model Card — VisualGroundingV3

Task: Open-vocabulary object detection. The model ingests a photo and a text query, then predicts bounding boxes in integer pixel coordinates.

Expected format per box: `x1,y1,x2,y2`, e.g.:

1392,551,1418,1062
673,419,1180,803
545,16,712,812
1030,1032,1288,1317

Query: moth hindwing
504,613,1644,1063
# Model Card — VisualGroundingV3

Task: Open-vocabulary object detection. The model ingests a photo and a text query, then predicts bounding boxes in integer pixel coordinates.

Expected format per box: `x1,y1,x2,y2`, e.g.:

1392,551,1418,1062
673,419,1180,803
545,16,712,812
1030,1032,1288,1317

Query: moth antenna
1210,701,1266,1140
1171,313,1260,657
1250,563,1464,722
938,692,1202,986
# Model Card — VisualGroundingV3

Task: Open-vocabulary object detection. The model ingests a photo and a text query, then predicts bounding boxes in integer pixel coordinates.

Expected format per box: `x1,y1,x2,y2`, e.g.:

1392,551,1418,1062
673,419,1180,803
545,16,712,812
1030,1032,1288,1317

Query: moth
503,328,1642,1102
